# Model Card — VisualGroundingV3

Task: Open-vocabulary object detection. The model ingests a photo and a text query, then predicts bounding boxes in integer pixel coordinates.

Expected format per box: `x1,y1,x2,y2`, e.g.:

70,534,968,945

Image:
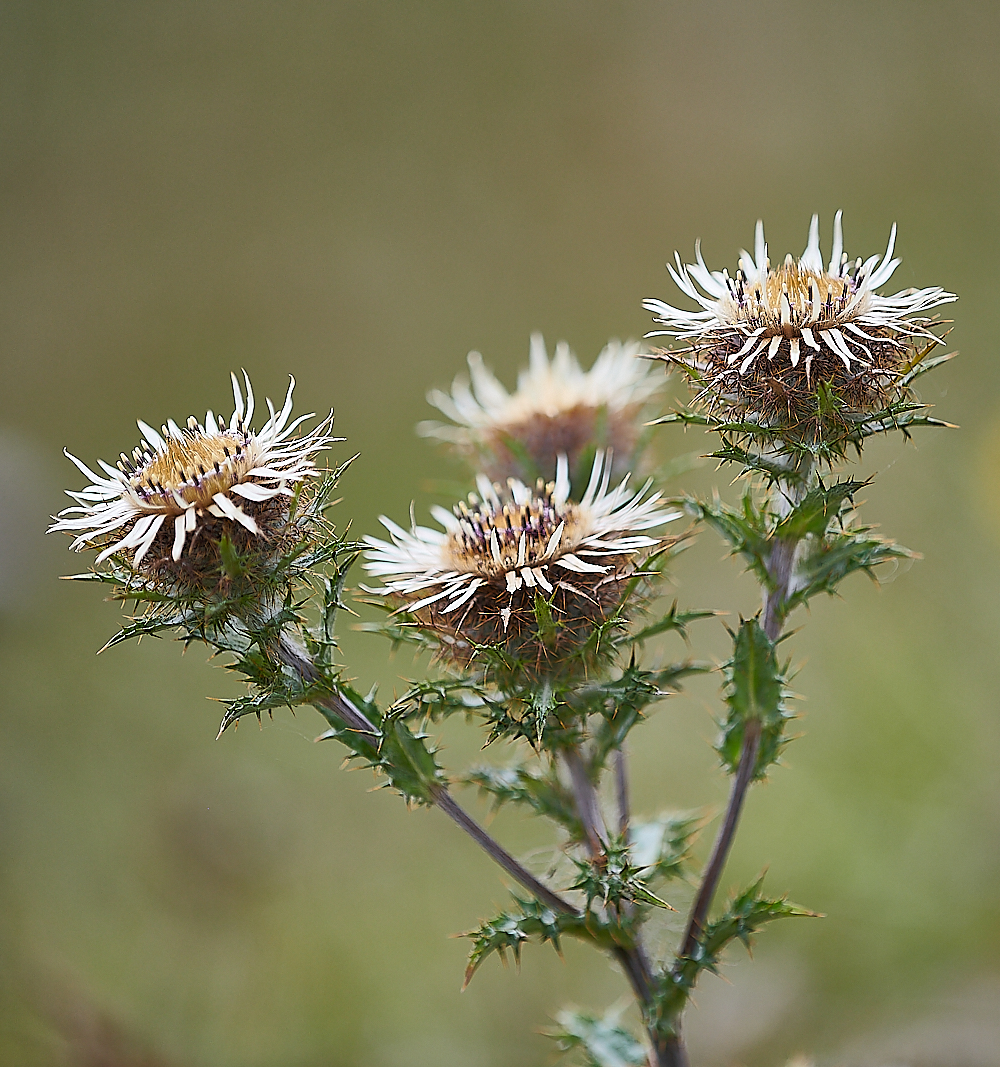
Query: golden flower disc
447,490,583,579
123,425,255,512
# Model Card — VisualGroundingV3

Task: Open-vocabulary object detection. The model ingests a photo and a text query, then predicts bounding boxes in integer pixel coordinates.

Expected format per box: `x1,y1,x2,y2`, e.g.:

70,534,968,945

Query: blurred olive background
2,2,999,1065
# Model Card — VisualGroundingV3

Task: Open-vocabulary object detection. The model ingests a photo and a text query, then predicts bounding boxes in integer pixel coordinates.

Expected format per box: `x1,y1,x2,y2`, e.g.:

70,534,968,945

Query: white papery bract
644,212,955,379
51,373,339,569
363,452,678,653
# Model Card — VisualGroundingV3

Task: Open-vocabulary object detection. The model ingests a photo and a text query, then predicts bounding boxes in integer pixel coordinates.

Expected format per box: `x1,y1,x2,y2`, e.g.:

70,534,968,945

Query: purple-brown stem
562,745,664,1065
278,633,580,915
665,473,806,1063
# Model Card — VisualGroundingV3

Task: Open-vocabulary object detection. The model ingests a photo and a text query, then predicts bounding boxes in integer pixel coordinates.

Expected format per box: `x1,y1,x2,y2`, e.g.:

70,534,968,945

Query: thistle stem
616,746,630,838
278,633,580,916
563,746,608,855
762,536,798,642
675,716,762,965
428,785,579,917
666,469,808,1062
562,744,663,1065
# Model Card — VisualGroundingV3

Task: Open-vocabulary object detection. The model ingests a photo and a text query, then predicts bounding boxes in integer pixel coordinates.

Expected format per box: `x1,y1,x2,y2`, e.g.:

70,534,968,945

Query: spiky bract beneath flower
418,334,665,484
50,373,340,587
362,452,679,669
643,213,956,442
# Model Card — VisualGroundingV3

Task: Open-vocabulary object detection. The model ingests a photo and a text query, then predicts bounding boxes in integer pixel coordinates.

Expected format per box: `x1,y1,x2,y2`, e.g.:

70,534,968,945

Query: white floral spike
51,374,340,569
829,210,844,275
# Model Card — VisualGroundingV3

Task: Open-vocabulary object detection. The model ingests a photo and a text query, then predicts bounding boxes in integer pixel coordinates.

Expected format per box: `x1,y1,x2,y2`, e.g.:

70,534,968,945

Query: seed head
419,334,665,484
644,213,956,443
50,373,340,588
362,452,679,669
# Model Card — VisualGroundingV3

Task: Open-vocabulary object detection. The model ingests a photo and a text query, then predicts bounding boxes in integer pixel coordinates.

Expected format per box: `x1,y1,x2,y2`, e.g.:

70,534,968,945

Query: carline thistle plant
51,212,955,1067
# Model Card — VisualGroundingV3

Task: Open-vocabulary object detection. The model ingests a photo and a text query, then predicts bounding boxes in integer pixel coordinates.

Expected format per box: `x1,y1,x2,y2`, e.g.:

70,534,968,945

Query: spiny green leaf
648,408,714,428
658,877,818,1026
570,837,675,914
680,493,770,582
787,528,914,609
462,898,591,987
550,1009,647,1067
388,677,487,723
622,602,718,647
774,479,868,540
464,764,583,841
98,613,183,651
585,660,709,771
717,619,794,780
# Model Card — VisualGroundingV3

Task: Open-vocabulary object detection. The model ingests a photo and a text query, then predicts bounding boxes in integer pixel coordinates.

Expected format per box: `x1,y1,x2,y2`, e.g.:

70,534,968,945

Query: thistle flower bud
419,334,665,485
362,451,679,669
644,213,956,446
50,373,340,593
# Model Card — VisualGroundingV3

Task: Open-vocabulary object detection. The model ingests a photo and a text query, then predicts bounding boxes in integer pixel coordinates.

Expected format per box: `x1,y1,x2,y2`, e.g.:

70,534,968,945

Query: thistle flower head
50,373,340,581
419,334,665,484
362,451,679,667
643,213,956,441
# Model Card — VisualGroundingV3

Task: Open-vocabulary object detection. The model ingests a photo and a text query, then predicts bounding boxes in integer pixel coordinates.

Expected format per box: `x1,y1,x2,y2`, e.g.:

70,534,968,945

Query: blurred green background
2,2,999,1064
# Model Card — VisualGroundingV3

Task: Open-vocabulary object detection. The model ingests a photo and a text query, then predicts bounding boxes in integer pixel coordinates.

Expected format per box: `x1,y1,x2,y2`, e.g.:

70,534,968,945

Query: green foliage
315,685,445,806
681,477,911,622
480,674,565,749
304,560,357,669
463,763,584,842
786,523,914,612
387,676,487,724
570,837,675,914
773,480,867,540
680,492,771,587
656,877,818,1031
619,602,718,648
462,897,591,987
569,656,710,773
717,619,794,780
549,1008,648,1067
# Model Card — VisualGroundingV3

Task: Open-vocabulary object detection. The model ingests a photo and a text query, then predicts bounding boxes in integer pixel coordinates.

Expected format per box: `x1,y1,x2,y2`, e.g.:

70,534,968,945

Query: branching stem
562,744,663,1065
563,746,608,855
279,632,580,916
428,785,579,915
675,716,762,965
